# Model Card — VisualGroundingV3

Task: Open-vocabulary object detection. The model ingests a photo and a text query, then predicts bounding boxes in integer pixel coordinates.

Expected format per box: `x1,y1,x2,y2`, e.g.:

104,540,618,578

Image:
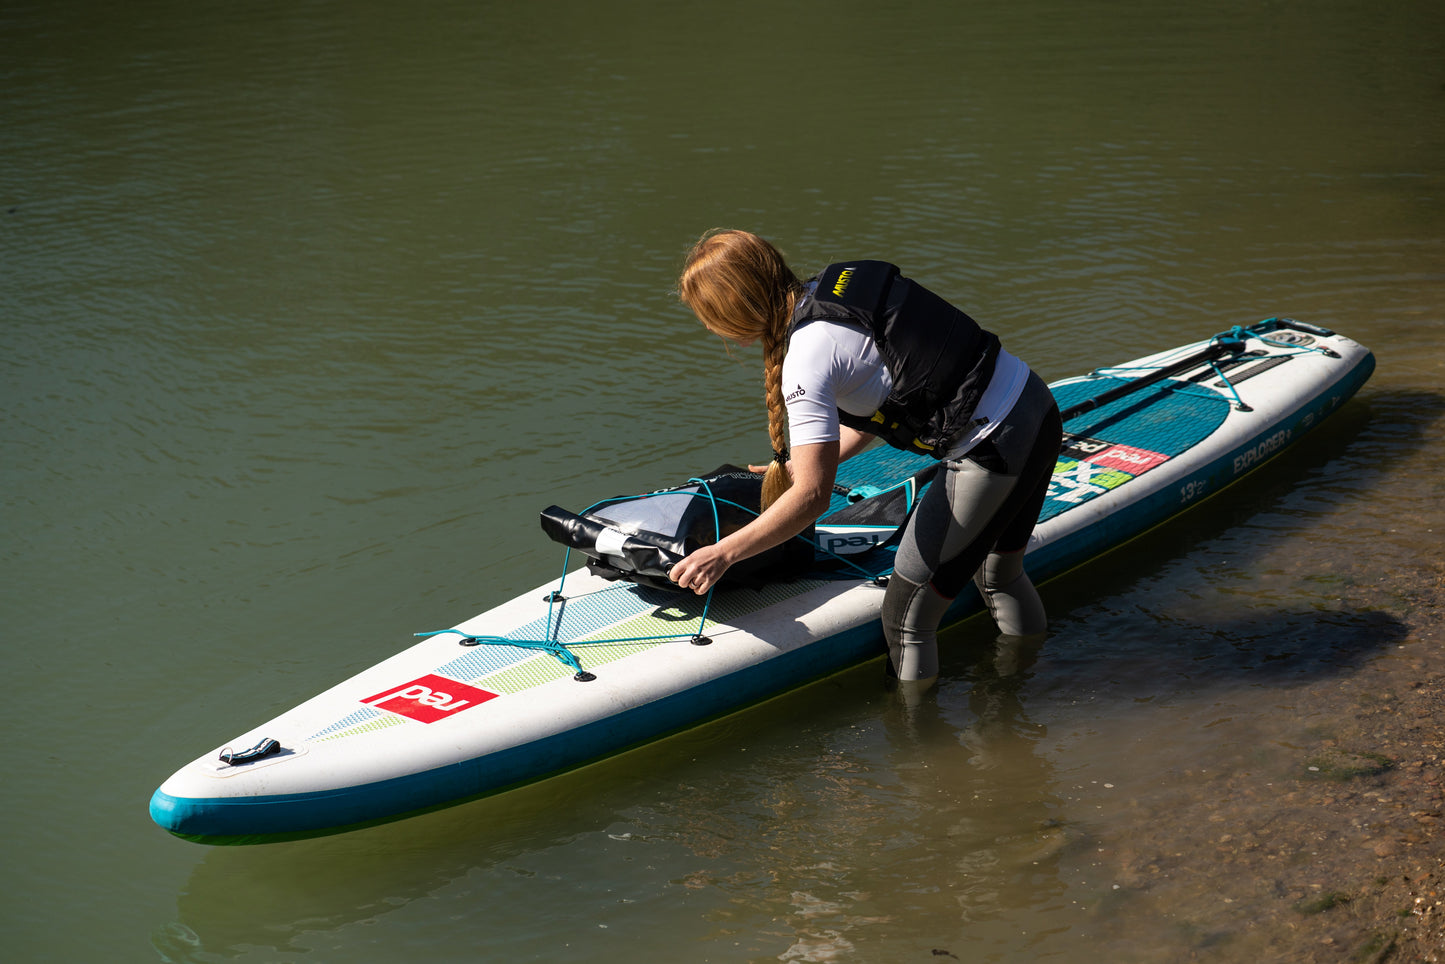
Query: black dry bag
538,466,815,592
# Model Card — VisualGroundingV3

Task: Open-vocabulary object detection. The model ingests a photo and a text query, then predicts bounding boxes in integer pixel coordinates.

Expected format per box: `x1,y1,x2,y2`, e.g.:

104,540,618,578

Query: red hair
679,230,801,508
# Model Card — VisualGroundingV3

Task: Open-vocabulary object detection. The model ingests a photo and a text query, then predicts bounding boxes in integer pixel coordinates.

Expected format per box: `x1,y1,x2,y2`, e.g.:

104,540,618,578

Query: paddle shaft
1057,340,1235,423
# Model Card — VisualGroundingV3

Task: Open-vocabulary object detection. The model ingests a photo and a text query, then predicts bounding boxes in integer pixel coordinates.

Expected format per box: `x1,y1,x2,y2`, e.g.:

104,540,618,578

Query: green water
3,0,1442,960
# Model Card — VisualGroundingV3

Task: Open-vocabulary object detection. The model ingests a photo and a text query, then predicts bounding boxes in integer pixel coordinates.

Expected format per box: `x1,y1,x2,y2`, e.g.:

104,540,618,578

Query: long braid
760,287,798,509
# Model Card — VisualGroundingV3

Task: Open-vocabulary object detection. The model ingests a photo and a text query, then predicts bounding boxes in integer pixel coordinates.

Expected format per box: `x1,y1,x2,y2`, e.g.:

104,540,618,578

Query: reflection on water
2,0,1442,960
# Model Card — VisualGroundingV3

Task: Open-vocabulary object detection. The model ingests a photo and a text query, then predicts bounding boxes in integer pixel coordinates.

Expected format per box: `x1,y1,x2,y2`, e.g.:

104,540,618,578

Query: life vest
788,260,1000,456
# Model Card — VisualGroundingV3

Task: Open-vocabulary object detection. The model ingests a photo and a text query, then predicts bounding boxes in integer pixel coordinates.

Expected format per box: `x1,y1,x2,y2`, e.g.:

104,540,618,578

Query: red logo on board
361,674,499,724
1084,443,1170,475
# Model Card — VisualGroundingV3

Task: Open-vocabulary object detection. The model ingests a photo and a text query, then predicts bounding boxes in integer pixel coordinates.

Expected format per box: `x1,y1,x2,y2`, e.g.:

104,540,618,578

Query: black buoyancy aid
788,260,1001,456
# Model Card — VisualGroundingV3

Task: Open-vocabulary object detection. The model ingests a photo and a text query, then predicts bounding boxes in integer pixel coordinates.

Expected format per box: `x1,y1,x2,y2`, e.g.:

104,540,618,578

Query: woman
671,229,1062,685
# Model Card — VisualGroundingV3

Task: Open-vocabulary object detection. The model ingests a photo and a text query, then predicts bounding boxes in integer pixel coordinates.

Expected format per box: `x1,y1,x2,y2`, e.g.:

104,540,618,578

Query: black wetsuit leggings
882,371,1063,681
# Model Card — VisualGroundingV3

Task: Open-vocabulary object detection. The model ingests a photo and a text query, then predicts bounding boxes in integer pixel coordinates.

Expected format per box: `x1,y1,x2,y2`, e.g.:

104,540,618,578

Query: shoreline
1083,561,1445,961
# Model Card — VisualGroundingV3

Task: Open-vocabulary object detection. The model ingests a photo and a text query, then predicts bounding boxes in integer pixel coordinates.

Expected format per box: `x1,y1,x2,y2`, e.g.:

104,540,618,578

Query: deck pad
1044,378,1230,518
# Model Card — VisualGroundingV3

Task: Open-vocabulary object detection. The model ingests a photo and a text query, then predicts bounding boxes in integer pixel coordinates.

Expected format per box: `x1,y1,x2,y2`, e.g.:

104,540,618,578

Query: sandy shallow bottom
1074,563,1445,963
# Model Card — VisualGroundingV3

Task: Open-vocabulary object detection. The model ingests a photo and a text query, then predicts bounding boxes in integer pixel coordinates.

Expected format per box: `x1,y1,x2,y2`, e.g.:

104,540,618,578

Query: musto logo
362,674,499,724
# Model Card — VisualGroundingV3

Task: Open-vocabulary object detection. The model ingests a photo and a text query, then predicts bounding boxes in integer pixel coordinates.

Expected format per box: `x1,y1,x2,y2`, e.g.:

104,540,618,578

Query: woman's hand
669,440,841,596
669,542,733,596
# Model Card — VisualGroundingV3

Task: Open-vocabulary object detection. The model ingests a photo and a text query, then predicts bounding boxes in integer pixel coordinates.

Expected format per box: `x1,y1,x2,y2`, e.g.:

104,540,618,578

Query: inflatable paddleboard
150,318,1374,844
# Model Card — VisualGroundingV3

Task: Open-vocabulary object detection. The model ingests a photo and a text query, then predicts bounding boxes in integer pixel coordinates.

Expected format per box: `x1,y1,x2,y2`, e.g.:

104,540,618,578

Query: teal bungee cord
416,474,905,679
413,627,595,679
1084,318,1336,411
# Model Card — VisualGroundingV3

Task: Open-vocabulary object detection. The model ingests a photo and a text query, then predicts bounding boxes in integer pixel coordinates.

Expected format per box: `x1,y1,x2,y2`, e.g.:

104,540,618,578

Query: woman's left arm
669,440,839,595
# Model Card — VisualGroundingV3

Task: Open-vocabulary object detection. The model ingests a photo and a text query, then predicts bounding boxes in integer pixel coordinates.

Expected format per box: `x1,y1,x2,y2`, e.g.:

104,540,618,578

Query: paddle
1057,336,1244,423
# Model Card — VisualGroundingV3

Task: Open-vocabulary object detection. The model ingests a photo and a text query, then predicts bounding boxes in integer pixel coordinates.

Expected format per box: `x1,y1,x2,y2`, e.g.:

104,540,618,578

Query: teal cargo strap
1083,318,1338,413
413,628,597,681
414,475,730,682
416,474,907,681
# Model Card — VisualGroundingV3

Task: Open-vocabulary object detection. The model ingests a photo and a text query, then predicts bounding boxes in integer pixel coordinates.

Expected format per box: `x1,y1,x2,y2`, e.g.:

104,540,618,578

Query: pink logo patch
361,674,499,724
1084,443,1170,475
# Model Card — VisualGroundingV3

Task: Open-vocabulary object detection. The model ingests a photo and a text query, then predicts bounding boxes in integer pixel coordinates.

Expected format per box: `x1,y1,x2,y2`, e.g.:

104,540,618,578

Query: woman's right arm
837,425,874,462
671,440,839,595
749,426,873,476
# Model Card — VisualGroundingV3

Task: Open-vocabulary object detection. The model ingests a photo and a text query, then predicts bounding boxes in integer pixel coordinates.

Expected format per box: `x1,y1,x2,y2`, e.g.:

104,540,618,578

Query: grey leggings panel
883,372,1061,681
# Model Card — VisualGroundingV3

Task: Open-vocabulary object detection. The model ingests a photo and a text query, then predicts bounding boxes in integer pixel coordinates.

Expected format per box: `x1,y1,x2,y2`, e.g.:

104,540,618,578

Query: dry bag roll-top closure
789,261,1001,457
